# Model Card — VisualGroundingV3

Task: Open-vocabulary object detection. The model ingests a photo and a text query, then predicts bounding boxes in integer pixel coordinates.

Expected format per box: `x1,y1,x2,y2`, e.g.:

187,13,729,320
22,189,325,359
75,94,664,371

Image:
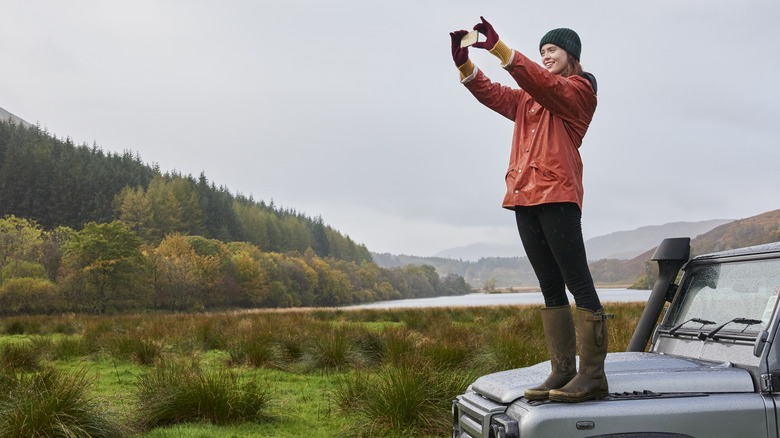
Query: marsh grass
0,341,41,371
134,360,274,431
228,332,277,368
0,366,130,438
304,325,362,371
380,325,419,367
335,359,478,437
107,336,164,365
0,301,648,437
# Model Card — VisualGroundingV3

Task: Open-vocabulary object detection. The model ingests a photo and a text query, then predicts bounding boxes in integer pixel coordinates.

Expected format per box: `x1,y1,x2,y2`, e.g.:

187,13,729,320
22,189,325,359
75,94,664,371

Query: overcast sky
2,0,778,257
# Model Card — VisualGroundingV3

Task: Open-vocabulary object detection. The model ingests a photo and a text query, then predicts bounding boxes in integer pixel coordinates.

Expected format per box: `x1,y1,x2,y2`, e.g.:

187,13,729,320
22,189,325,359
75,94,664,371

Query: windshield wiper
668,318,716,337
700,317,762,340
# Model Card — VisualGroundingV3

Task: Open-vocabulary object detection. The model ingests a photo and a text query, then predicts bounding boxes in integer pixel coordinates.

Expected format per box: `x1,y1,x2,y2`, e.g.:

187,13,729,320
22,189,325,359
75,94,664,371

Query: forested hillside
0,120,367,262
691,210,780,256
0,120,470,314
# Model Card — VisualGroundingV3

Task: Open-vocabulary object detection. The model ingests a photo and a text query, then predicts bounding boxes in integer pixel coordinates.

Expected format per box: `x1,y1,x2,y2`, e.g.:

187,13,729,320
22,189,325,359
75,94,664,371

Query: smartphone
460,30,479,48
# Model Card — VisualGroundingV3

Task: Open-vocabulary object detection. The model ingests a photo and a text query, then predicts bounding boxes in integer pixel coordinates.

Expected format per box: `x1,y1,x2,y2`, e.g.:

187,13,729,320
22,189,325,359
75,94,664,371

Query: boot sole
548,391,608,403
523,390,550,401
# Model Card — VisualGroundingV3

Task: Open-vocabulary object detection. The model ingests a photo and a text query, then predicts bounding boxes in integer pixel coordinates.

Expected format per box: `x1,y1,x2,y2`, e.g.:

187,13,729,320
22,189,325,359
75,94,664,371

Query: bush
0,261,48,285
0,367,130,438
0,277,65,314
134,360,274,430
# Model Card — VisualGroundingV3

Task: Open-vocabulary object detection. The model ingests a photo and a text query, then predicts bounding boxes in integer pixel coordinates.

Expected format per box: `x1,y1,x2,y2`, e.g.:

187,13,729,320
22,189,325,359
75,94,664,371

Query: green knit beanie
539,28,581,61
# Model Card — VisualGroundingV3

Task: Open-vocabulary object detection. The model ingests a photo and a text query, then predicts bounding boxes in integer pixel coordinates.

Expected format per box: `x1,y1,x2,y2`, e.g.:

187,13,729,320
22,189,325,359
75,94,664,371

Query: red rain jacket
463,51,597,210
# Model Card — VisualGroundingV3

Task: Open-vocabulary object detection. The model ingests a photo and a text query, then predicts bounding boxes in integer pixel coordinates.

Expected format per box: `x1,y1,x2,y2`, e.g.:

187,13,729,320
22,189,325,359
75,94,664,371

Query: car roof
694,241,780,261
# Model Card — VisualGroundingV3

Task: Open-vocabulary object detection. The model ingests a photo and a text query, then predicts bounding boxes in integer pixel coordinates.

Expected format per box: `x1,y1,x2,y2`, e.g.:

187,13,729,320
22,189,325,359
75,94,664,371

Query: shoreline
481,284,634,294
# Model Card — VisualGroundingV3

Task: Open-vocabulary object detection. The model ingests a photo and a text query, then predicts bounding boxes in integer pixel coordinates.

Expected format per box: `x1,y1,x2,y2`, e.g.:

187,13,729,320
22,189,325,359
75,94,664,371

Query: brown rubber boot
548,307,611,403
524,305,577,401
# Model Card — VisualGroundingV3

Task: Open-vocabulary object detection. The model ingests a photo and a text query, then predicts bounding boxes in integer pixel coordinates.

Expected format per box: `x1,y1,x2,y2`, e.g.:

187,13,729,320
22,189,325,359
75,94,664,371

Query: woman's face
540,43,568,75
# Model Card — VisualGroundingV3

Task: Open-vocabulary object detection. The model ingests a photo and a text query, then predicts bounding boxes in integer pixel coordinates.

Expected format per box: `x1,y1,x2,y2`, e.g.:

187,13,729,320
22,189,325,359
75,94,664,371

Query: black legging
514,202,602,311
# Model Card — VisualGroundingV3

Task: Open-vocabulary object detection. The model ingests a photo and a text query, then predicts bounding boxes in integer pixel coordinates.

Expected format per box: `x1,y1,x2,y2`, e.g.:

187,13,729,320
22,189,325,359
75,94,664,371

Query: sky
1,0,778,257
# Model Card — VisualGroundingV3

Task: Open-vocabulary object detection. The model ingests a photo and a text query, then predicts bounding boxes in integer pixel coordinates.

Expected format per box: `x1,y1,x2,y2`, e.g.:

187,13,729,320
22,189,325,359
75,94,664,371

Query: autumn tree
0,215,45,268
59,221,145,313
145,234,227,311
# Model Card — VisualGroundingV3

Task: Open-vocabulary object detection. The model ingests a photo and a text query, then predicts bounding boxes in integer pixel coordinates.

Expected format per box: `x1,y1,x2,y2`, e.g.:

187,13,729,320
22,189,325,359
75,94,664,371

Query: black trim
580,72,598,95
586,434,694,438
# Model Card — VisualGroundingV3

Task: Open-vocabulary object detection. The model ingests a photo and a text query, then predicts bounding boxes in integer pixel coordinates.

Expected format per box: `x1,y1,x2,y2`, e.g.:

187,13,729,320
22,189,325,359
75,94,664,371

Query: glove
472,16,499,51
449,30,470,66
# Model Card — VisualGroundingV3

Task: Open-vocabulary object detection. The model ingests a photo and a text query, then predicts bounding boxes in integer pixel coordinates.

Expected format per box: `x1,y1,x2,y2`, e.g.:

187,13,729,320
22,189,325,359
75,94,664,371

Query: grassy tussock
134,360,273,431
0,301,647,437
0,367,130,438
334,359,479,437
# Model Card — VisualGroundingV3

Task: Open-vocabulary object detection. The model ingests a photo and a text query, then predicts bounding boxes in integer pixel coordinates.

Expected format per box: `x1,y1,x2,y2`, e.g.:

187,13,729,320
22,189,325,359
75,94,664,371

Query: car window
667,258,780,332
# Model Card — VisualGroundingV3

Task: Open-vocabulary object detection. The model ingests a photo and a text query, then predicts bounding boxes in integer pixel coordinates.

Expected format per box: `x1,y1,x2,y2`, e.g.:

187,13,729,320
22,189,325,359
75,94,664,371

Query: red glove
472,16,499,50
450,30,470,66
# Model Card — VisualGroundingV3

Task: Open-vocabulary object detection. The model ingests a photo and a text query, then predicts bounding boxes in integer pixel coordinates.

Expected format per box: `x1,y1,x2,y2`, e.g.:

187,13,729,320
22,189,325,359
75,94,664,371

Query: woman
449,17,610,403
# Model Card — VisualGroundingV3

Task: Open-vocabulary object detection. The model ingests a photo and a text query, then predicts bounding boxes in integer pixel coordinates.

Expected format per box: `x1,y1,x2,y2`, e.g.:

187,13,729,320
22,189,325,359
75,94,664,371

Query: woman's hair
559,54,583,78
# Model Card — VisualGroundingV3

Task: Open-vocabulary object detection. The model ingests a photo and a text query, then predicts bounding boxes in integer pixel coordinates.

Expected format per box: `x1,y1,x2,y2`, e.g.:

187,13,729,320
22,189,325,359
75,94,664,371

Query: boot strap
586,313,614,322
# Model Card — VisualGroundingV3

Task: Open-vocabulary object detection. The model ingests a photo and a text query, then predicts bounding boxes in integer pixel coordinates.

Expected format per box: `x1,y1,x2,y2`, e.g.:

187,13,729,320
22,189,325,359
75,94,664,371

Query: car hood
471,352,756,404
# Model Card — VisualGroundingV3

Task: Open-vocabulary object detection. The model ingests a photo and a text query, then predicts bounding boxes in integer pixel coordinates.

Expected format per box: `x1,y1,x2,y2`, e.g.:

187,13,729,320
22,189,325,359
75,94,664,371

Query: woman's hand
472,16,499,50
449,30,470,66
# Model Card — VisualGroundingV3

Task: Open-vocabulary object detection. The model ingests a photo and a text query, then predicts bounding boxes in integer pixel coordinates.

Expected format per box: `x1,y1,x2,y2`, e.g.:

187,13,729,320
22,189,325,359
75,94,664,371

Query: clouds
1,0,778,256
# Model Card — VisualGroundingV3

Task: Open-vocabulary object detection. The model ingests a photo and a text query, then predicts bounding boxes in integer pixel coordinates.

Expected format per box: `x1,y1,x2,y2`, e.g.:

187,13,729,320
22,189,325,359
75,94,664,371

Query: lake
342,288,651,309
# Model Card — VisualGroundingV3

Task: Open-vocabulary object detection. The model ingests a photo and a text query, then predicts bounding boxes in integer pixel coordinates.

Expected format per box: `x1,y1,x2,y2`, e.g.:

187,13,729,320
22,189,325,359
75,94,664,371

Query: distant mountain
0,107,32,127
434,219,732,262
377,213,780,289
434,242,523,261
584,219,732,260
607,209,780,289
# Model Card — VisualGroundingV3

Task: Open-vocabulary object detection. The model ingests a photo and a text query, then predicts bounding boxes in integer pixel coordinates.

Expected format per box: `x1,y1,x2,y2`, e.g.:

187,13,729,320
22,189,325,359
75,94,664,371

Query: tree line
0,215,469,315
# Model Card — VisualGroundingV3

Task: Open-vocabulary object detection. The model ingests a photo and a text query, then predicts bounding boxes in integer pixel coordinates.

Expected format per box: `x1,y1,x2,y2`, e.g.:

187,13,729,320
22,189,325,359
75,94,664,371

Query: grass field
0,302,646,437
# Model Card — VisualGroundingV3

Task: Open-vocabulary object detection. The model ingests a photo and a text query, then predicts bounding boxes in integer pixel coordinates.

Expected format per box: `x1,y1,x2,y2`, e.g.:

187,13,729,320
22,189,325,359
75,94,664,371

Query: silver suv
453,238,780,437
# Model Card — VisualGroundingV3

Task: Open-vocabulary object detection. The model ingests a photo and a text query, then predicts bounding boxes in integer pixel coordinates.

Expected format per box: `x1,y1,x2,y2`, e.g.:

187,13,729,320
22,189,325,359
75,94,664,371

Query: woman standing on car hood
450,17,610,403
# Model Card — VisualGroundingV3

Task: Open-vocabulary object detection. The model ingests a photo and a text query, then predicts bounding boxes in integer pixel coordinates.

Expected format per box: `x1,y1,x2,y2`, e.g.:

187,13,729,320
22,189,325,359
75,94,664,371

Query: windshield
666,258,780,333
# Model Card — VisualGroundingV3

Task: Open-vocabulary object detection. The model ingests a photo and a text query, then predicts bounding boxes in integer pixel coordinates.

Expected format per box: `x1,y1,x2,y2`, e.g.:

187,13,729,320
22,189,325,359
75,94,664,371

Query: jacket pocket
530,162,558,182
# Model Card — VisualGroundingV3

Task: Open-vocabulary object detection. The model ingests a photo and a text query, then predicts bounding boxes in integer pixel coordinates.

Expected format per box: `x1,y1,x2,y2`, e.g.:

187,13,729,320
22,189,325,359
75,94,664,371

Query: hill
691,210,780,255
376,210,780,289
0,117,370,263
433,220,731,262
592,209,780,288
584,219,732,260
0,107,31,128
0,114,472,314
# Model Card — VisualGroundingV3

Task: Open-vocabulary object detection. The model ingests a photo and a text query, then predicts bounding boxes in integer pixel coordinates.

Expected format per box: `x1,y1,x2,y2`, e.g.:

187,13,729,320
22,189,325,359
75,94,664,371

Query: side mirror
754,330,769,358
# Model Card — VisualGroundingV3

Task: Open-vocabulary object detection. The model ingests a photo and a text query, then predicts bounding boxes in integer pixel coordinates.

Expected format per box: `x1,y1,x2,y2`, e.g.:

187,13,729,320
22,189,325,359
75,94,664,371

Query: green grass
0,302,646,437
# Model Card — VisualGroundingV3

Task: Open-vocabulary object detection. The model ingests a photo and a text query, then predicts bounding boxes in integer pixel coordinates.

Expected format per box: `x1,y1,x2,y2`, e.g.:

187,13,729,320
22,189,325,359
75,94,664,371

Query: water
342,288,651,309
